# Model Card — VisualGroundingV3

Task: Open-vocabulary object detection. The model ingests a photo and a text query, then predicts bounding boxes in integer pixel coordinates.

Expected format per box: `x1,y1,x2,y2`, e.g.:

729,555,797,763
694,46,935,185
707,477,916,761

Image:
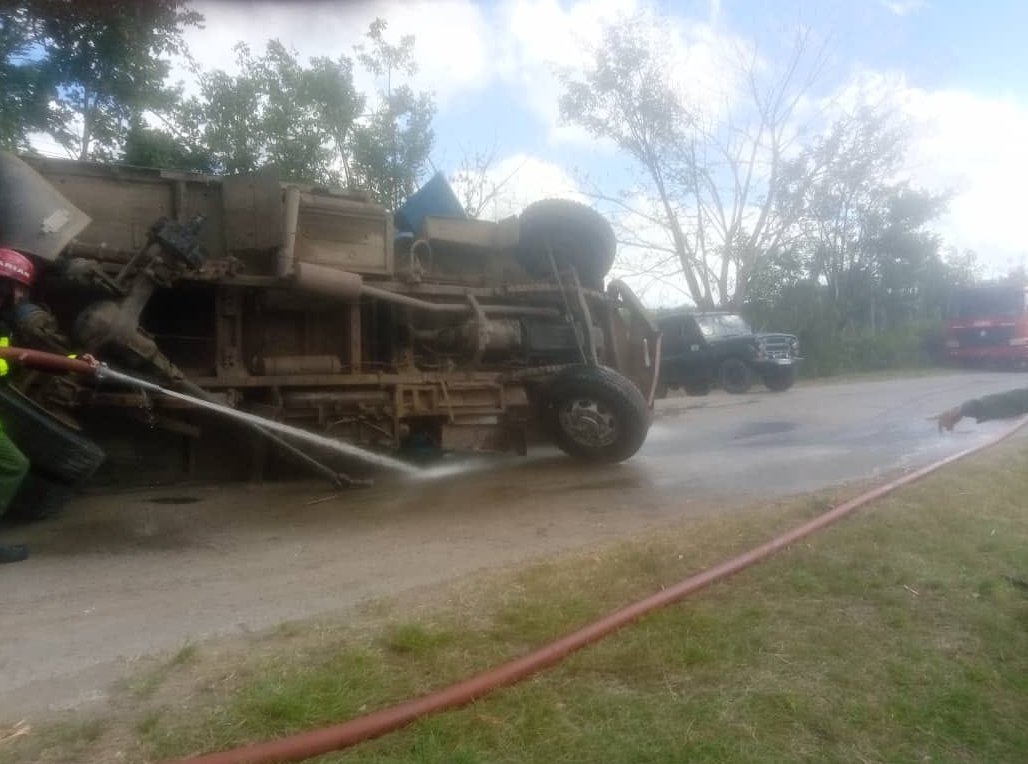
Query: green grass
4,440,1028,764
116,641,199,701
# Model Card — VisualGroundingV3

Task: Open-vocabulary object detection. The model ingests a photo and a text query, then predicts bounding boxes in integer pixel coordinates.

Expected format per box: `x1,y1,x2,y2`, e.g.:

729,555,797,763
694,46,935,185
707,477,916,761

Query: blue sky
156,1,1028,302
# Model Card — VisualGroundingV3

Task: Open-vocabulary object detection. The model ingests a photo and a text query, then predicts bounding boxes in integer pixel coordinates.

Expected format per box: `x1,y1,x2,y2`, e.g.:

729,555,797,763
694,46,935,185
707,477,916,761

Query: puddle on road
733,420,797,439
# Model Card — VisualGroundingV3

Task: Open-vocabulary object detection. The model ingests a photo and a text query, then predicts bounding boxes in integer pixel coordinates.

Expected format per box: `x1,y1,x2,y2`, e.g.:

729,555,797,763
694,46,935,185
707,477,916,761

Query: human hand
932,406,963,432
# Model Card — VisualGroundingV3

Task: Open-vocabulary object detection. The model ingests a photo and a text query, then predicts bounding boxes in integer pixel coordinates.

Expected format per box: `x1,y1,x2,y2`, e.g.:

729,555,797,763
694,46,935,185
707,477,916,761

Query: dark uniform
0,247,36,564
0,334,29,514
936,386,1028,432
957,389,1028,423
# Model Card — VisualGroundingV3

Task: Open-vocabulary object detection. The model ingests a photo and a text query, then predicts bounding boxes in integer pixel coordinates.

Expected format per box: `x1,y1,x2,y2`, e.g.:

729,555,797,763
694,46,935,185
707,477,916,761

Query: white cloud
494,0,749,147
454,153,585,220
162,2,1028,287
903,87,1028,272
176,1,492,106
881,0,927,17
825,70,1028,274
173,1,746,149
493,0,639,146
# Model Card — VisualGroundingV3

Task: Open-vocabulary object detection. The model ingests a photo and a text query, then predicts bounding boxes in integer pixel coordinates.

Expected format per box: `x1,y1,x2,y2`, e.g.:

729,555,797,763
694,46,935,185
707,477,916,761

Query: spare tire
516,199,616,290
0,386,105,486
541,365,650,463
3,470,75,524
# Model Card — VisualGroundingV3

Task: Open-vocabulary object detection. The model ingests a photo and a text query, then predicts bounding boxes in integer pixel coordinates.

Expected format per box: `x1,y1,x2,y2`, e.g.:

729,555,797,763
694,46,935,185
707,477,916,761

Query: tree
174,21,434,207
178,41,362,183
121,116,214,173
560,14,827,309
350,19,435,208
449,144,524,218
8,0,201,160
0,5,53,150
779,106,948,333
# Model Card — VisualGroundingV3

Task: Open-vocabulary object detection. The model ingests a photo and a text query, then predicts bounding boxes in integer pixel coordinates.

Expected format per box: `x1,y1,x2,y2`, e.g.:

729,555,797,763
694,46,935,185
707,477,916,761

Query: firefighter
934,389,1028,431
0,247,36,563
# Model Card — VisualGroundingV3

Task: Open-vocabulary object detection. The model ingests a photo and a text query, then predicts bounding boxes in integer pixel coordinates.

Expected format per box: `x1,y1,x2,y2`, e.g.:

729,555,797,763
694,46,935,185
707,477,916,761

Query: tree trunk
79,91,93,161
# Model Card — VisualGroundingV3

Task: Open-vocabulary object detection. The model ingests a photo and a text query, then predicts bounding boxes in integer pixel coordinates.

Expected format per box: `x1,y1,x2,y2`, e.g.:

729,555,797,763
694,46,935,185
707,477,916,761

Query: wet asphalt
2,369,1026,719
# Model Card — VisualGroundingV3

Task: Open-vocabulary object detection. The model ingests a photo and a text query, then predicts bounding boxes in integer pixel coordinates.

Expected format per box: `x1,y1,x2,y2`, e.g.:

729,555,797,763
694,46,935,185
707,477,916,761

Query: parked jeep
655,311,800,396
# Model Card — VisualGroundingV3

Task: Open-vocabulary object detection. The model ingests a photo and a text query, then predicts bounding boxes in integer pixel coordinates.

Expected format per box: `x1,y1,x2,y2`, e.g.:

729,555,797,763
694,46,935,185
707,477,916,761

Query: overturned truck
0,153,660,488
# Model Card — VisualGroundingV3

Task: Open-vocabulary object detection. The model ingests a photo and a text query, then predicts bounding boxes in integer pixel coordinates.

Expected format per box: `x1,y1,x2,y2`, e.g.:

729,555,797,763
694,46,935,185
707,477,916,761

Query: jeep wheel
516,199,616,291
762,366,797,392
542,365,650,463
683,381,711,396
719,358,753,394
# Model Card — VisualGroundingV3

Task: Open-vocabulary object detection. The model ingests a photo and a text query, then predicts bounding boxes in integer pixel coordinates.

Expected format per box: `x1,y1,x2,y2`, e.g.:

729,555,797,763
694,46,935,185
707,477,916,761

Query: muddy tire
683,381,711,396
541,365,650,463
719,358,753,394
762,366,797,392
516,199,616,290
4,470,75,524
0,386,105,486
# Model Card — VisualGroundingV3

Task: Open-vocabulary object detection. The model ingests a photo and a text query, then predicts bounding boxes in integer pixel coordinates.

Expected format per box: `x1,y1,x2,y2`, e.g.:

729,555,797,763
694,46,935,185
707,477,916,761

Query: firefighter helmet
0,248,35,287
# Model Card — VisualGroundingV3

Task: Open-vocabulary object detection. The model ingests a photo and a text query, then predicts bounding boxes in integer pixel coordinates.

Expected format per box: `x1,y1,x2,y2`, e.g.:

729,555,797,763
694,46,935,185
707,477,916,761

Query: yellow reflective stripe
0,336,8,376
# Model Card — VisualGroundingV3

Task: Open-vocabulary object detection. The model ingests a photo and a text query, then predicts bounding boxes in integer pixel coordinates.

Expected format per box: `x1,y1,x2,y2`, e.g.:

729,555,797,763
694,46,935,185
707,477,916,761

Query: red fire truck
946,282,1028,366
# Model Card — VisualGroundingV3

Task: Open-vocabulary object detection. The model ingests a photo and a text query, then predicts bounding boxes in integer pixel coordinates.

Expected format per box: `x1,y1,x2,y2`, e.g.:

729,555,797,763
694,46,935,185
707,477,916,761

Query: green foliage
171,21,435,206
3,0,201,159
349,19,436,208
178,40,362,183
3,8,435,208
0,5,54,151
121,117,213,173
747,270,955,376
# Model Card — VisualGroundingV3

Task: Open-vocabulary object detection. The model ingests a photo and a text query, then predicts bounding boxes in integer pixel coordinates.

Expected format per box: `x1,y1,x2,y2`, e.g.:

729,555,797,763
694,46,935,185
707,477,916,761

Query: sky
149,1,1028,303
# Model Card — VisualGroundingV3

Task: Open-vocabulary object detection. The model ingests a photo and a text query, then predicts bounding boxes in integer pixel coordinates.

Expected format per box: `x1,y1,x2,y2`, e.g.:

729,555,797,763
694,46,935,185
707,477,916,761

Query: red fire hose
3,346,1018,764
0,346,99,377
162,417,1028,764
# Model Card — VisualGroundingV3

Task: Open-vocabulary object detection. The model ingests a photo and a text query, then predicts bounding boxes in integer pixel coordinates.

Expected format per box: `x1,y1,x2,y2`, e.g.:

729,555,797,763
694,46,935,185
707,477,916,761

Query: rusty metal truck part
164,417,1027,764
0,347,418,475
4,154,661,483
0,153,91,260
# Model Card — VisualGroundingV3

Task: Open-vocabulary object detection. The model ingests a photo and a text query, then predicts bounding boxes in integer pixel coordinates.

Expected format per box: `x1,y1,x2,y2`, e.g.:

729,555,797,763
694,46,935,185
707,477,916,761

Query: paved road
2,370,1025,719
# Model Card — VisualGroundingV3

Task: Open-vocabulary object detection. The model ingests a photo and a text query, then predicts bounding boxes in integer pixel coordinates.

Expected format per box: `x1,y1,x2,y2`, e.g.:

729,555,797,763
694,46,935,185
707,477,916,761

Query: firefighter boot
0,544,28,564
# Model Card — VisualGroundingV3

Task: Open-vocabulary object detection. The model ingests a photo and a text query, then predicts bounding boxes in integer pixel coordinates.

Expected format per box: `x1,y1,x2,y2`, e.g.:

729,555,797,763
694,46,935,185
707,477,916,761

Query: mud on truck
0,153,659,503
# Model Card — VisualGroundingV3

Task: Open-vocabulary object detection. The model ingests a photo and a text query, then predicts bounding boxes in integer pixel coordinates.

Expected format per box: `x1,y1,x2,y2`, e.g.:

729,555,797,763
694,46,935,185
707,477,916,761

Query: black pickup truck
655,311,801,397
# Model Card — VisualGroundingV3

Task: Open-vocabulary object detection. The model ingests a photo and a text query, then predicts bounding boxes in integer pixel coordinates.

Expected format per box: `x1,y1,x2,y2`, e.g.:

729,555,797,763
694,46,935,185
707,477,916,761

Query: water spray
96,366,422,475
0,347,422,477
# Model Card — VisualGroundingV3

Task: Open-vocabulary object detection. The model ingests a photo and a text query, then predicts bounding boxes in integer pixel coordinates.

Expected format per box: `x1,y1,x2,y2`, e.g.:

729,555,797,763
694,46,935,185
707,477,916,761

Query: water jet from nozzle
97,366,422,476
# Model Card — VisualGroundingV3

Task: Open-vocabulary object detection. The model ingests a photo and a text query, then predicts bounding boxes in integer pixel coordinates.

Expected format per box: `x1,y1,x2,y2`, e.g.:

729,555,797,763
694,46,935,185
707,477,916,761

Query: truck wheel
762,366,797,392
683,381,711,396
719,358,753,394
3,470,76,524
542,365,650,463
516,199,616,290
0,386,105,486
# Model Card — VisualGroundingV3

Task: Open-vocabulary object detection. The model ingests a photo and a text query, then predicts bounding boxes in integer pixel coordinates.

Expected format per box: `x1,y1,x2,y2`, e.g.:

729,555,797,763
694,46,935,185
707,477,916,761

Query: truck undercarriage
0,153,660,487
